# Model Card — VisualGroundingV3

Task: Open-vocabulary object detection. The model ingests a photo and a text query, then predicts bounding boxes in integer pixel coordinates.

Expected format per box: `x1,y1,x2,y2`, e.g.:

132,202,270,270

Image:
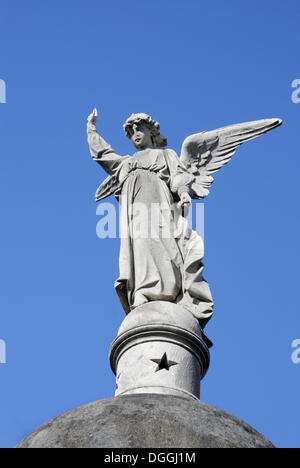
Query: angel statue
87,109,282,329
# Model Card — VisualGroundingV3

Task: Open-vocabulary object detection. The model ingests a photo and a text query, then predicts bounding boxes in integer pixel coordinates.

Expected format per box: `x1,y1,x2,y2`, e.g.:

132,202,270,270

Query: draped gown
88,123,214,328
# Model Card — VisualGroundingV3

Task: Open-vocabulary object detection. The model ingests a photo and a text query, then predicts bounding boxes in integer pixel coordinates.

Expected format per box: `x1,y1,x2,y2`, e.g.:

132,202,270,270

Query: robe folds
88,123,214,328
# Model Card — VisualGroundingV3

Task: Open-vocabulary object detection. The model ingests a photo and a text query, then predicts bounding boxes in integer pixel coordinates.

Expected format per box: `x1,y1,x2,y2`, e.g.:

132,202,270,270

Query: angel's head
123,113,168,150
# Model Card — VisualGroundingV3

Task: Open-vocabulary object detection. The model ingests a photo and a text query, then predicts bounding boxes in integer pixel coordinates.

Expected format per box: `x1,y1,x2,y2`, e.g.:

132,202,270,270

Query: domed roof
16,394,274,449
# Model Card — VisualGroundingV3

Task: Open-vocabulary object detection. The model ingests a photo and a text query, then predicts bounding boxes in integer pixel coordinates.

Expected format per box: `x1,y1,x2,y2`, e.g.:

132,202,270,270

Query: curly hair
123,113,168,148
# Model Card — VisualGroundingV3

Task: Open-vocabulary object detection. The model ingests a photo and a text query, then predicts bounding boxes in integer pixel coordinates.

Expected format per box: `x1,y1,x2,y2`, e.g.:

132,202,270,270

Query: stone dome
16,394,274,449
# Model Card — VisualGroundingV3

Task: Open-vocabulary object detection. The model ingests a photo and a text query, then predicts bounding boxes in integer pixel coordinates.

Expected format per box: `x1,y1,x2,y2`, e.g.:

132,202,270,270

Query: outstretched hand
87,108,98,125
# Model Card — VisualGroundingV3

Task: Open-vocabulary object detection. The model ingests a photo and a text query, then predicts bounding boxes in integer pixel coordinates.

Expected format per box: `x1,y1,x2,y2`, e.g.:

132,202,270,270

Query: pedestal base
109,302,211,400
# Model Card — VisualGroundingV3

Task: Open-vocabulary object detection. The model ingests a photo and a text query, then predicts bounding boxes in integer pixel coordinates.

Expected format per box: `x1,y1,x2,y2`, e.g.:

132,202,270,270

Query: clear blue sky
0,0,299,448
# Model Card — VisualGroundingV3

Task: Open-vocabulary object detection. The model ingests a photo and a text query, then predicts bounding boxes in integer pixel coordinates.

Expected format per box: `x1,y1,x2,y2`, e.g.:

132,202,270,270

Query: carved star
151,353,178,372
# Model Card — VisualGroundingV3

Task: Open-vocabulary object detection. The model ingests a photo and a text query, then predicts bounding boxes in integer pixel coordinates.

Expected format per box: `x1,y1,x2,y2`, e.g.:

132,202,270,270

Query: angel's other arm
87,121,124,176
166,149,194,199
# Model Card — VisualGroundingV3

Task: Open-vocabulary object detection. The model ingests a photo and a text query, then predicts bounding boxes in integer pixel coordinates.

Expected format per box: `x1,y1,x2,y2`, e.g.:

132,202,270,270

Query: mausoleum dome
16,394,275,449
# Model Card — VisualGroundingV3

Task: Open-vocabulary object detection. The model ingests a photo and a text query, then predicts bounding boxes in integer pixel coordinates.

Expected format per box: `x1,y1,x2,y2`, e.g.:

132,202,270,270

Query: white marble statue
87,109,281,328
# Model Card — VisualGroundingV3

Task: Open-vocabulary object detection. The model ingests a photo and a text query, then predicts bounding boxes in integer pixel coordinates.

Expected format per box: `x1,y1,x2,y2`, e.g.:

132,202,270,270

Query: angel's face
129,123,153,150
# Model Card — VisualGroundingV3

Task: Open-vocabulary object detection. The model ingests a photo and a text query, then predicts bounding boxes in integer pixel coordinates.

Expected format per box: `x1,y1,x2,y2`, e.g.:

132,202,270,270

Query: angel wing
95,174,119,202
180,118,282,199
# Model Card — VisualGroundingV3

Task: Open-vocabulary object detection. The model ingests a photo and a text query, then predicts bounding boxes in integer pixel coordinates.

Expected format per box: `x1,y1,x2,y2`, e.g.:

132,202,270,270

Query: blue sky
0,0,299,448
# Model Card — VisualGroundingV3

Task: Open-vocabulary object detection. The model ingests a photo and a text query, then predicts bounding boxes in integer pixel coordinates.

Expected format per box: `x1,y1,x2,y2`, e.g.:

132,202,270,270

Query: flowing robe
88,123,214,328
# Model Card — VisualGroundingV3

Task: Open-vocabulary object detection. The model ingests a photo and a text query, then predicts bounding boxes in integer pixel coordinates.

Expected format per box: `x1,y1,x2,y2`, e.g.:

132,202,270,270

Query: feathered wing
180,118,282,199
95,174,119,202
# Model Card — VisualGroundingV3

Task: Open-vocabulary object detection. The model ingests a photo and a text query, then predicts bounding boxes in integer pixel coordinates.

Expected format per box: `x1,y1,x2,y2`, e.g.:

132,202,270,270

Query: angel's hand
178,191,191,217
178,191,191,216
178,191,192,208
87,108,98,125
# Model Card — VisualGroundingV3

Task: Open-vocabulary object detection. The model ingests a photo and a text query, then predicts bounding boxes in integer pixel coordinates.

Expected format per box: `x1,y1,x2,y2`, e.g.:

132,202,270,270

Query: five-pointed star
151,353,178,372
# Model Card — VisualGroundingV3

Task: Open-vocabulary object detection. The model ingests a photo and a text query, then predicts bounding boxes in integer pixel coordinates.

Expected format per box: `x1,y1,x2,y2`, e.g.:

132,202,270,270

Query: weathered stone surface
16,394,274,448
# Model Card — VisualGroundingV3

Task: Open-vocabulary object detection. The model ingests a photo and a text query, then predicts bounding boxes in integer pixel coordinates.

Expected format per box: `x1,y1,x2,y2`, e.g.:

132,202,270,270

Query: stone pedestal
109,302,212,400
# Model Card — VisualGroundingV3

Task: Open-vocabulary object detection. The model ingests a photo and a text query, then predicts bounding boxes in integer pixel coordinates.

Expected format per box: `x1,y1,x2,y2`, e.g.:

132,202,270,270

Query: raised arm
87,109,124,175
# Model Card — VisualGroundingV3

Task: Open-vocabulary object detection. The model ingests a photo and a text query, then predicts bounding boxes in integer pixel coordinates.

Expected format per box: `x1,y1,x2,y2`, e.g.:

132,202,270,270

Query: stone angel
87,109,282,328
